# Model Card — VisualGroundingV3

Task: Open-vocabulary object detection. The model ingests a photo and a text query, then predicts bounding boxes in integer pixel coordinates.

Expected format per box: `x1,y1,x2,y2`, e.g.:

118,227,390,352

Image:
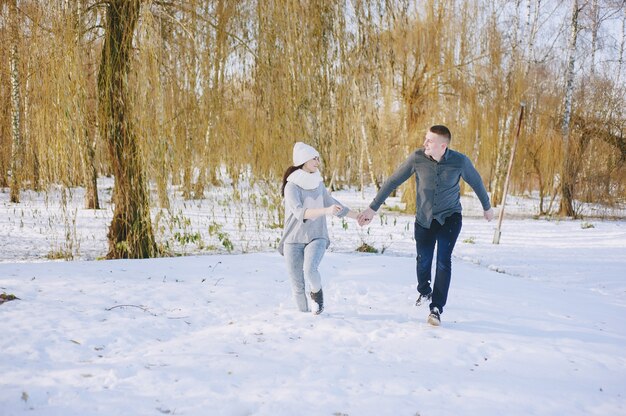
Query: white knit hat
292,142,320,166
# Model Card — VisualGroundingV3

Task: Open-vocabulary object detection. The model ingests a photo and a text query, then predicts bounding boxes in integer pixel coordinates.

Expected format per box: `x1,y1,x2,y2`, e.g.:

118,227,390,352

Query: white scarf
287,169,323,190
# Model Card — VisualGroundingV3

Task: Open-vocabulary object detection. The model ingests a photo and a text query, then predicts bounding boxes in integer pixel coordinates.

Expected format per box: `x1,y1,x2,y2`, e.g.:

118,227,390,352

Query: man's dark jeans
414,213,462,313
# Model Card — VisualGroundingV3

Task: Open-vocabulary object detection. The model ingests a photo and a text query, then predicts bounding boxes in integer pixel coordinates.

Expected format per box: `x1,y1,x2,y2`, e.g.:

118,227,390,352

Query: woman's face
302,156,320,173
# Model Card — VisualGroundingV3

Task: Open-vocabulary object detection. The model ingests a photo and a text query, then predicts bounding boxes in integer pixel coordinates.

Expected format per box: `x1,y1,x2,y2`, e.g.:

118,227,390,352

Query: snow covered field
1,180,625,415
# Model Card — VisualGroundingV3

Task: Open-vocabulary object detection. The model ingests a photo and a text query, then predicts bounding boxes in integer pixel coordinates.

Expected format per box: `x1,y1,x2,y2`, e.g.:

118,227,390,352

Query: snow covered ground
1,180,625,415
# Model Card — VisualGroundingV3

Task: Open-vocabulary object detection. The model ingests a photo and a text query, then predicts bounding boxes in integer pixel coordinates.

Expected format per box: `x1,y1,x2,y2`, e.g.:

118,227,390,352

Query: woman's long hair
281,164,304,196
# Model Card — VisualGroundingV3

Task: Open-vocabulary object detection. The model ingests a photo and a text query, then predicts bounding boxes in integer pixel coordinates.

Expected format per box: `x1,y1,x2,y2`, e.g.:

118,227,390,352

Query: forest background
1,0,625,259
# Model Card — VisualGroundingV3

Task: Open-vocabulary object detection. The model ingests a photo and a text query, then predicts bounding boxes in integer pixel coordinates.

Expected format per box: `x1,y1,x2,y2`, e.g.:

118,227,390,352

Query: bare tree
560,0,583,217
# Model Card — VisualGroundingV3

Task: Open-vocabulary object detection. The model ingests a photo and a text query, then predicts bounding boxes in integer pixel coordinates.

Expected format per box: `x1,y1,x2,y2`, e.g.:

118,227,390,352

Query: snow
1,181,625,415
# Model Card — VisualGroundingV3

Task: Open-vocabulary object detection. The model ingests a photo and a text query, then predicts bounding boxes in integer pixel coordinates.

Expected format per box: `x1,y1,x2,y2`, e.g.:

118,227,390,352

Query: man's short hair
429,125,451,142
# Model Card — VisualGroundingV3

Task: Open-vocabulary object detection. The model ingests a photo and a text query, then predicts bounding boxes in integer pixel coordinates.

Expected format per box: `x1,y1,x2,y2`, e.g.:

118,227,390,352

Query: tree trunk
559,0,581,217
98,0,157,258
617,7,625,85
9,0,23,203
525,0,541,76
24,57,39,191
74,0,100,209
84,126,100,209
352,80,379,192
589,0,599,77
491,114,512,207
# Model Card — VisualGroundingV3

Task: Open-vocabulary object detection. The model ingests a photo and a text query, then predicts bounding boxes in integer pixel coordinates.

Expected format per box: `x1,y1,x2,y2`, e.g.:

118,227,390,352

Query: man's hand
484,208,494,221
357,208,376,226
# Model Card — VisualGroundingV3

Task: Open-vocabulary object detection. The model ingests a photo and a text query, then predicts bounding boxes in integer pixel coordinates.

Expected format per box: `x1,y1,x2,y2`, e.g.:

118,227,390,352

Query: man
357,125,494,326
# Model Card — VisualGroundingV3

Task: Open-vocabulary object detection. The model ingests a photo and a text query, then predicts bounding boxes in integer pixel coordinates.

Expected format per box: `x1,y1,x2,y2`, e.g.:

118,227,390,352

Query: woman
278,142,358,314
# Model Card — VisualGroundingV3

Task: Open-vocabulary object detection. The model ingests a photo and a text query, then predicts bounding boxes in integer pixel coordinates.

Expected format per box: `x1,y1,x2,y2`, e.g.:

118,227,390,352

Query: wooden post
493,103,525,244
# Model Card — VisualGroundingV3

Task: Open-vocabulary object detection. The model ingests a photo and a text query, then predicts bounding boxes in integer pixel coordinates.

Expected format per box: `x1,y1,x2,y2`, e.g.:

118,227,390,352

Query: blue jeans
284,239,327,312
414,213,462,313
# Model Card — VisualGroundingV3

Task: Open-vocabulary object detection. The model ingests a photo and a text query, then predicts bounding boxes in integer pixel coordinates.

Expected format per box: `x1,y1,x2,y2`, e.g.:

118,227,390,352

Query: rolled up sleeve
370,153,416,211
461,157,491,211
322,187,349,217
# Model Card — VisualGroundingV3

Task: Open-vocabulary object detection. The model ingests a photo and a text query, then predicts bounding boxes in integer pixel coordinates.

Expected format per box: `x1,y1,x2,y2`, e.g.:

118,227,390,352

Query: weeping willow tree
98,0,156,258
1,0,625,262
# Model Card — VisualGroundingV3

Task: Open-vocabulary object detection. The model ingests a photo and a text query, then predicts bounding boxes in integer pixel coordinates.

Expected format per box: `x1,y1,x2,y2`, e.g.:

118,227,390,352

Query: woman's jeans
414,213,462,313
284,239,327,312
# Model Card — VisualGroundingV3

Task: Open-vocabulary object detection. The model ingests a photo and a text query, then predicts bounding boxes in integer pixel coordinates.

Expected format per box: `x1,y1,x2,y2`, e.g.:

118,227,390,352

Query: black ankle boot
310,289,324,315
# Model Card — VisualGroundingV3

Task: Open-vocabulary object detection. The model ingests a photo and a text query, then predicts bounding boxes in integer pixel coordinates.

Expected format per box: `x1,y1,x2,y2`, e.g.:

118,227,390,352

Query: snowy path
1,253,625,415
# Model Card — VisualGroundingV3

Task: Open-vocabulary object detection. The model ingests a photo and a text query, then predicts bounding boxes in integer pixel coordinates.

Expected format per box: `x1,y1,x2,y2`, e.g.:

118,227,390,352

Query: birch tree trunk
352,80,379,192
559,0,581,217
352,1,380,192
98,0,157,258
9,0,22,203
589,0,599,77
525,0,541,74
616,5,625,85
492,114,512,207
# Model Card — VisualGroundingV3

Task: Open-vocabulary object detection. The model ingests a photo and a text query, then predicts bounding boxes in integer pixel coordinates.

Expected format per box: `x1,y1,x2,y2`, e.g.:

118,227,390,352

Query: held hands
484,208,494,221
357,208,375,226
354,207,493,225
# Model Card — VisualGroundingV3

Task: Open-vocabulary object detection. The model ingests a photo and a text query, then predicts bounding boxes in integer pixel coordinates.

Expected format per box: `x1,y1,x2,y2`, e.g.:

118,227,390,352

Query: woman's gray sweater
278,181,349,255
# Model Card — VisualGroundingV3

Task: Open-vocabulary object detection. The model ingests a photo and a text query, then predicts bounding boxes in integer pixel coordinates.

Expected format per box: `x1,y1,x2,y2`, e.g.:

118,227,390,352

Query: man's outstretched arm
358,153,416,226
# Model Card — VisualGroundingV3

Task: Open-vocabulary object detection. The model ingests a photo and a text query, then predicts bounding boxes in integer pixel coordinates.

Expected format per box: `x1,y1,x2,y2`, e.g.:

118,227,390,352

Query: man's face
423,131,448,160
